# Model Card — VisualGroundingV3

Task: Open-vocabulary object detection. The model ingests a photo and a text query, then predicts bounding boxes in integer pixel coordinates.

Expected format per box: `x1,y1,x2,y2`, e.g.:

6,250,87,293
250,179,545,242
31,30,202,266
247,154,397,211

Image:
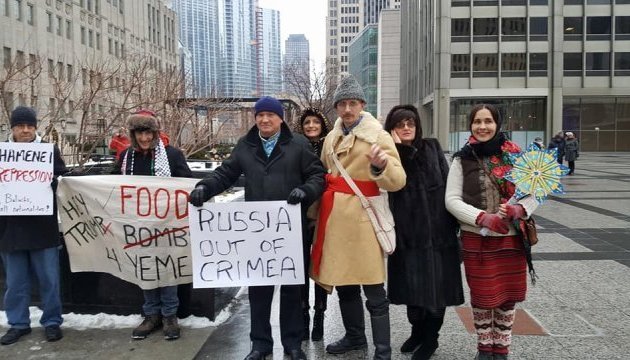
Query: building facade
219,0,256,97
260,8,282,96
0,0,178,145
377,8,400,120
349,24,378,116
401,0,630,152
284,34,310,96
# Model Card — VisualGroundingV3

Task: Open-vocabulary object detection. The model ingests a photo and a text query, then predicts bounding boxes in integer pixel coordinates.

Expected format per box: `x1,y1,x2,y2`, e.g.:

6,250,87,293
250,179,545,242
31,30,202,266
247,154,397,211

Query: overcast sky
259,0,327,72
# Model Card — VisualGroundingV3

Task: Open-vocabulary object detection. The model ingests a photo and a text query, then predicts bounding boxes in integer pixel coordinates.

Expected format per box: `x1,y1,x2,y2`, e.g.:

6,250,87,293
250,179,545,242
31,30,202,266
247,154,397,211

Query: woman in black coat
384,105,464,360
294,107,331,341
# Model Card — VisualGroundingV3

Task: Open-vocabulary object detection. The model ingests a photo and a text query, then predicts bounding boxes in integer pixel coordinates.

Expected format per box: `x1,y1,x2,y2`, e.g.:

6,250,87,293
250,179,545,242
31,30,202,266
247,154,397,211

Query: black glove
287,188,306,205
189,184,211,207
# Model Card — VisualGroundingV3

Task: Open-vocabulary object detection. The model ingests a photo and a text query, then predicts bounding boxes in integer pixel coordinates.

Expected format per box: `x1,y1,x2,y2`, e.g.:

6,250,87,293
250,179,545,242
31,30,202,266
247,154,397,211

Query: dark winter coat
548,137,566,157
112,146,192,178
564,138,579,162
196,121,325,208
387,138,464,307
0,144,68,252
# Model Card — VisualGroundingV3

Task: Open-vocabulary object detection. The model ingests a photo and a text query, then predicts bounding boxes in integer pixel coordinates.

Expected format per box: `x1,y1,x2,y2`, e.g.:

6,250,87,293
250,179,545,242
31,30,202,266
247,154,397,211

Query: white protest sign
57,175,203,290
0,142,54,215
189,201,304,288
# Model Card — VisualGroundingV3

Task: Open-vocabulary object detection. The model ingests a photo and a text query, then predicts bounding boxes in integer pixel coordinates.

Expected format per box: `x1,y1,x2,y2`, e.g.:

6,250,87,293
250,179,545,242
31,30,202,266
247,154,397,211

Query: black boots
410,308,445,360
302,310,310,341
401,307,424,353
370,313,392,360
325,298,367,354
311,310,324,341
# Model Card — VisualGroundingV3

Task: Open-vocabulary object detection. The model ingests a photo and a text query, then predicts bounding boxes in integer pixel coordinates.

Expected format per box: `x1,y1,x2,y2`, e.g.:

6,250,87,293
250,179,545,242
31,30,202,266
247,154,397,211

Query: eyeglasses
394,120,416,129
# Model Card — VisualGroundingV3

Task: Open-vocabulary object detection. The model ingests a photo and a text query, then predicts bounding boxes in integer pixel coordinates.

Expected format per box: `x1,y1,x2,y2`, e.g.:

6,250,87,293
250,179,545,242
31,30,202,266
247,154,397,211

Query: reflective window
502,53,526,77
587,0,611,4
564,53,582,76
473,18,498,42
501,0,526,5
530,0,548,4
585,52,610,76
615,16,630,40
587,16,611,40
473,0,498,5
502,18,526,41
530,17,548,41
564,17,583,40
452,18,470,42
564,0,583,4
451,54,470,78
529,53,548,77
614,52,630,76
452,0,470,6
473,53,498,77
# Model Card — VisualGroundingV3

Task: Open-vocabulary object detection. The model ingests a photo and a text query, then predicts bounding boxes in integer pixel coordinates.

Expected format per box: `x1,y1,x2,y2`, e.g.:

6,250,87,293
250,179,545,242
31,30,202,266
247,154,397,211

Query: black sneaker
45,325,63,342
0,327,31,345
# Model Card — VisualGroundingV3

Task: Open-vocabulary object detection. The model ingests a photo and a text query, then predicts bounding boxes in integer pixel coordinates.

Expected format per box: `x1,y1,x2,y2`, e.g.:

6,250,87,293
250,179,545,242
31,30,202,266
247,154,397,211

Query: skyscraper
284,34,310,95
260,8,282,96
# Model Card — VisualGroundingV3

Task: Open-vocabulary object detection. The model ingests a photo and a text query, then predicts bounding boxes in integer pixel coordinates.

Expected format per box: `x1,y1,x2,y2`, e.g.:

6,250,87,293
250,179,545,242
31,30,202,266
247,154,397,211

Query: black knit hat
10,106,38,128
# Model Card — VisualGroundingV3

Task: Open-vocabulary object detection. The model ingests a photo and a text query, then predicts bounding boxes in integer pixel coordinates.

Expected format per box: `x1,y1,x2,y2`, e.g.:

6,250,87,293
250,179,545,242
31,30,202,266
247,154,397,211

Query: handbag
331,152,396,255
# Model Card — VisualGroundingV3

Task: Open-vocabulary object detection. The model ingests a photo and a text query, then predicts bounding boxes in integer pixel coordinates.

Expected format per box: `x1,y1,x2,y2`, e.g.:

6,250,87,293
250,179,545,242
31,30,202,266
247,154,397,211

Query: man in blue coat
190,96,325,360
0,107,68,345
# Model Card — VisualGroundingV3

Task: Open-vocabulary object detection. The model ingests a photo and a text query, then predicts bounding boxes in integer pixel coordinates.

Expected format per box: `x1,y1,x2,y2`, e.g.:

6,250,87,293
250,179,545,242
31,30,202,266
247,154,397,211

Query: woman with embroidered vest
311,74,406,360
445,104,538,360
294,107,331,341
384,105,464,360
112,109,192,341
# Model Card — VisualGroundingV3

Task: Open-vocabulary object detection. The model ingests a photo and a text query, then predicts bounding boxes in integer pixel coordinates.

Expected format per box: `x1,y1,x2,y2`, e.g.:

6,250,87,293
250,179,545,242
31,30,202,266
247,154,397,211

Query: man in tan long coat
310,74,406,359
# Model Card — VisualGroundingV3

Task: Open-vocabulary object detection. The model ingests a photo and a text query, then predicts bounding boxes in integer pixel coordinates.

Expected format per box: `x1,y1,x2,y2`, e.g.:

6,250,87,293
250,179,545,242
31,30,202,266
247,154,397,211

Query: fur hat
333,73,366,106
255,96,284,120
10,106,38,128
127,109,159,149
298,107,330,137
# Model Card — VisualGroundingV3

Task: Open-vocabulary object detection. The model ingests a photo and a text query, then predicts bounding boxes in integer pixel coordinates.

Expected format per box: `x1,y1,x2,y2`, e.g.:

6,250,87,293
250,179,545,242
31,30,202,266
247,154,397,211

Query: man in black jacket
189,96,325,360
0,107,68,345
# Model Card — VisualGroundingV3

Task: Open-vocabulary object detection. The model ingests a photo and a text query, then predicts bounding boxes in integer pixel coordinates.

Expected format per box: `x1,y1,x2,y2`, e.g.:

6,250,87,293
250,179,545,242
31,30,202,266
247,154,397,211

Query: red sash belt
311,173,380,275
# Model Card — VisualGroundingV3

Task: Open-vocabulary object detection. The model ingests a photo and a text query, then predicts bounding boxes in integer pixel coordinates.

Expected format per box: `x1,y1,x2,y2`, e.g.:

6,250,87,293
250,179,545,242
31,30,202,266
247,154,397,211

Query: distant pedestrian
295,107,331,341
0,106,68,345
531,137,544,150
547,131,566,164
445,104,539,360
109,127,130,160
311,74,406,360
384,105,464,360
112,109,192,341
564,132,579,175
189,96,325,360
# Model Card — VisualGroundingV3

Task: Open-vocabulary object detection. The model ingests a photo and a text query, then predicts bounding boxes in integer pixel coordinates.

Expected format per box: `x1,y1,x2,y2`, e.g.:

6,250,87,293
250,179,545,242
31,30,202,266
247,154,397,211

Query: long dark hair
384,104,423,147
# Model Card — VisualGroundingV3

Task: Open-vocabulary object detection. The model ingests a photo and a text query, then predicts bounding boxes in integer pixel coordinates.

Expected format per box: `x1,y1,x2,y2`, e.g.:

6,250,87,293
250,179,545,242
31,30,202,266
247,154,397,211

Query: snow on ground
0,287,245,330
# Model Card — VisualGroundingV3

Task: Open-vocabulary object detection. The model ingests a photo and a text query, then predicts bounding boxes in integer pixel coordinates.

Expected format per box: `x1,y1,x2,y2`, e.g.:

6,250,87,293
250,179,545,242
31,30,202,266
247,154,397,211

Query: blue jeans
142,286,179,317
0,247,63,329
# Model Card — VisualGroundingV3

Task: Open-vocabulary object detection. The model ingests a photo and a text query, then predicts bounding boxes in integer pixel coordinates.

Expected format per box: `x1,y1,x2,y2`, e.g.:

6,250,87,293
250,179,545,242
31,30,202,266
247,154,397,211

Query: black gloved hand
189,184,211,207
287,188,306,205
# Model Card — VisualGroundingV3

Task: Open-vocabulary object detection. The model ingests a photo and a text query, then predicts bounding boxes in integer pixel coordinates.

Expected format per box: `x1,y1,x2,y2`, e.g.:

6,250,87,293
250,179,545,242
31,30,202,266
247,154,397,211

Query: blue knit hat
255,96,284,120
10,106,38,128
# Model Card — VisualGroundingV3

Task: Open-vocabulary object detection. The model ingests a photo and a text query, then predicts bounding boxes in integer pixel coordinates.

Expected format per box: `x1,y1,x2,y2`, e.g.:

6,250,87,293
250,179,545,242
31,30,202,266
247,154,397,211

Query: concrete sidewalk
1,153,629,359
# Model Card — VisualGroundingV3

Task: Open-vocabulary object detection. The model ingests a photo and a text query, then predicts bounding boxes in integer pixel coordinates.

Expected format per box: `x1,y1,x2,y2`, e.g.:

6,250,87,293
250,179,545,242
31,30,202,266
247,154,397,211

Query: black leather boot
412,309,445,360
370,313,391,360
311,310,324,341
401,306,424,353
302,309,310,341
325,299,367,354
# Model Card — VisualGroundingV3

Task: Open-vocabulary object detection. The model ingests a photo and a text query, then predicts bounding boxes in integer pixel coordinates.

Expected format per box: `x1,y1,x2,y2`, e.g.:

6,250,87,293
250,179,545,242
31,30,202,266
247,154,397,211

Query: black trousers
337,283,389,316
301,226,328,311
568,160,575,174
249,285,303,352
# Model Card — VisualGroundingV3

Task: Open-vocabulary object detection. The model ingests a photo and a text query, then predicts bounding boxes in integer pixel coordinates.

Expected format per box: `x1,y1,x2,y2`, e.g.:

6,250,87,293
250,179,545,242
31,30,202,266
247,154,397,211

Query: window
66,64,72,82
451,54,470,77
529,53,548,76
3,47,11,69
66,20,72,39
14,0,22,21
47,58,54,77
502,0,526,5
473,53,498,77
473,18,498,42
616,16,630,40
56,16,62,36
473,0,498,5
46,11,52,32
108,38,112,54
502,53,526,76
88,29,93,47
564,53,583,76
530,0,548,4
564,17,583,40
96,32,101,50
586,52,610,76
49,98,56,113
15,50,24,68
451,18,470,42
616,53,630,76
501,18,526,41
57,61,63,79
587,16,611,40
587,0,611,3
26,3,33,24
530,17,548,41
80,26,86,44
82,68,87,85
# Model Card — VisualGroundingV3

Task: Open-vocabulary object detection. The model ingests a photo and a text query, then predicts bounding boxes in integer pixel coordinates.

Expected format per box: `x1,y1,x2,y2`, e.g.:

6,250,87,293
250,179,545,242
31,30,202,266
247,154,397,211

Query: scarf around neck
121,137,171,177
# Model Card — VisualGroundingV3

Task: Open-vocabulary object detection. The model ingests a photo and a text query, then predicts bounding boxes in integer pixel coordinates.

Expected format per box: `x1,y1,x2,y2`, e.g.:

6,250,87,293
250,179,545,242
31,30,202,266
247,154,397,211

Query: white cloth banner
189,201,304,288
0,142,54,215
57,175,202,290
